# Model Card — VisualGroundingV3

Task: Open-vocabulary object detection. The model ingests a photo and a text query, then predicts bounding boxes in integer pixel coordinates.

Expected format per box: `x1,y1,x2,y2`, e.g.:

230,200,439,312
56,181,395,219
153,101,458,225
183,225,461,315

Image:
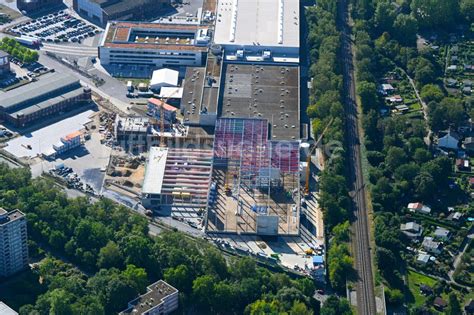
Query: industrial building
51,131,83,157
149,68,179,91
220,64,301,140
119,280,179,315
213,0,300,62
99,22,210,74
141,147,213,210
17,0,63,13
73,0,170,26
181,53,222,127
0,51,10,77
0,208,28,278
0,73,91,128
207,118,300,236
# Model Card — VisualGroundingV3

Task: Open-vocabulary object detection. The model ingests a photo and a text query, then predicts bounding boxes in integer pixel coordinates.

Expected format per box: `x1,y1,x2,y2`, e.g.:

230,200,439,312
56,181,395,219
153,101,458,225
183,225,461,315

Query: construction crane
304,118,334,196
148,88,181,148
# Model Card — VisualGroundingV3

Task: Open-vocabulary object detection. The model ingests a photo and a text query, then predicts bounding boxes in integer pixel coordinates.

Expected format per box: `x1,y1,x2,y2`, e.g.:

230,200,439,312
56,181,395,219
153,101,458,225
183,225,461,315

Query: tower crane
304,118,334,196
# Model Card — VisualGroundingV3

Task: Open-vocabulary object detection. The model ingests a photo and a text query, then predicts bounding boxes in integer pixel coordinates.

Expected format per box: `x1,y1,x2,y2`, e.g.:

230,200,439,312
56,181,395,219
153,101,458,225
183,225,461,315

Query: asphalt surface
337,0,377,314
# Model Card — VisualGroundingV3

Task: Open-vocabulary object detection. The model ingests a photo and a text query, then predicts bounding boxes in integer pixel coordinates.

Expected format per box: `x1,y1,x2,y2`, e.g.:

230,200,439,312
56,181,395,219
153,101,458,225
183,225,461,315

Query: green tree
192,275,215,309
460,0,474,22
97,241,122,269
446,293,462,315
357,81,378,112
246,299,280,315
374,1,396,32
385,147,407,169
392,14,418,46
321,296,352,315
420,84,444,102
48,289,73,315
163,264,193,293
123,264,148,293
289,300,313,315
411,0,459,29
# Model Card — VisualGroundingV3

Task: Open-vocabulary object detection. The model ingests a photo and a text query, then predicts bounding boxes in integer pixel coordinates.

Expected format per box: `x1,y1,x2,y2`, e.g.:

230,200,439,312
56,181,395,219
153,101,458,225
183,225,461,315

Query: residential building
470,177,474,189
438,129,460,150
73,0,170,26
447,211,463,222
416,252,430,265
386,95,403,103
422,237,442,254
149,69,179,91
0,73,91,128
407,202,432,215
0,209,28,277
0,50,10,77
213,0,300,62
0,301,18,315
433,297,447,310
379,83,395,95
456,158,470,172
98,22,209,72
433,227,450,241
400,222,423,240
17,0,62,13
147,98,178,122
464,137,474,152
119,280,178,315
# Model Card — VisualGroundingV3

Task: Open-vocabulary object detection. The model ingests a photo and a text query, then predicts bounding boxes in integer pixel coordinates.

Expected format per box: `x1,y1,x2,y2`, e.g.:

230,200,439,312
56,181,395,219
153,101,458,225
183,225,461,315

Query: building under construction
141,147,213,212
207,117,300,236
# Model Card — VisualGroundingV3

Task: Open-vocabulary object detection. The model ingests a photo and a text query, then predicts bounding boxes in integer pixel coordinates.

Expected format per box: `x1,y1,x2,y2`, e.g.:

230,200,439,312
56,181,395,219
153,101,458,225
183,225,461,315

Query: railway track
337,0,377,314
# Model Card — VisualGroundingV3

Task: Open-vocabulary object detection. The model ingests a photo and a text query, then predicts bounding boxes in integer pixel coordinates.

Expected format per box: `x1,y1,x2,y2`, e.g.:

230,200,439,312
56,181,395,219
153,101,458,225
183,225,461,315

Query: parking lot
9,10,99,43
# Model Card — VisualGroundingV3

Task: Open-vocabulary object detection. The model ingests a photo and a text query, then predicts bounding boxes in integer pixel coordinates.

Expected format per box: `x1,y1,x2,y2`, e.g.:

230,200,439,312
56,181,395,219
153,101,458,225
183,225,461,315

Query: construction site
141,147,213,215
206,118,300,236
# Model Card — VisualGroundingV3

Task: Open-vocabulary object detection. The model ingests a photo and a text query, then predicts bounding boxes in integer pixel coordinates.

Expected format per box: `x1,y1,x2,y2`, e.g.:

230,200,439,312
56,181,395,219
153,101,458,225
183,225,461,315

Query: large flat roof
214,0,299,48
221,64,300,140
0,73,80,111
101,21,208,51
142,147,168,195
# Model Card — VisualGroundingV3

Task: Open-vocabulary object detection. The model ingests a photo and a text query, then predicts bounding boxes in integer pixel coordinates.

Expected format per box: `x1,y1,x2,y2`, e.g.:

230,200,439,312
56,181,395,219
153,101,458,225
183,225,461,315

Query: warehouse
99,22,210,76
141,147,213,211
220,64,301,140
0,73,91,128
213,0,300,62
73,0,170,26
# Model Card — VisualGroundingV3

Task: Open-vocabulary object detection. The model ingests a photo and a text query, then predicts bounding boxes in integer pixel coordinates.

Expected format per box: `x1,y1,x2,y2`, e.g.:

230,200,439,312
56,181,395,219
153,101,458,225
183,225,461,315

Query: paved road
337,0,377,314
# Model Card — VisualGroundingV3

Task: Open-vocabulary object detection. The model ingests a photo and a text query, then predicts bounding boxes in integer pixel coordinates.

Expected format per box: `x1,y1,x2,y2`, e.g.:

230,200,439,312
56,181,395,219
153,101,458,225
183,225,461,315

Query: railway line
337,0,377,313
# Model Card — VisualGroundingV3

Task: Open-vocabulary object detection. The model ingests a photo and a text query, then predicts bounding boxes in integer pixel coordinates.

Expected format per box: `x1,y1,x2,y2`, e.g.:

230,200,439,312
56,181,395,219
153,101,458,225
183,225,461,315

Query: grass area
406,270,438,307
0,268,46,311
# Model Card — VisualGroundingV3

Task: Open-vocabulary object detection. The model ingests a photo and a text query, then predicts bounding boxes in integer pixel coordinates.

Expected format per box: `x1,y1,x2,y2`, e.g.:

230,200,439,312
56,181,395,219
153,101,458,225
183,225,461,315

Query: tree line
305,2,354,311
0,164,319,314
0,37,39,63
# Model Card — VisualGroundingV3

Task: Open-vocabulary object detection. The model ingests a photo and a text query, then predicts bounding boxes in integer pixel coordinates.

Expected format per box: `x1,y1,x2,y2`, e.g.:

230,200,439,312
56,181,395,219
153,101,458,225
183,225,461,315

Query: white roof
142,147,168,195
417,253,430,263
214,0,299,48
0,302,18,315
150,68,179,88
159,87,183,99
